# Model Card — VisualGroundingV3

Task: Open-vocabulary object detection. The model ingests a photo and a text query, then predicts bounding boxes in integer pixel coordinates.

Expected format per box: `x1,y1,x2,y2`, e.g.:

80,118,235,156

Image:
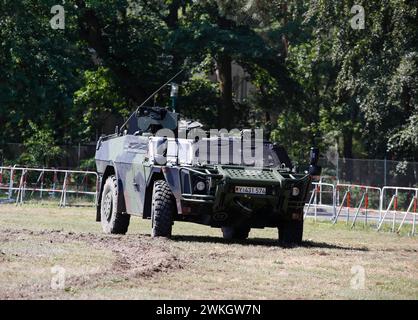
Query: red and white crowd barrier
0,166,98,207
304,181,417,236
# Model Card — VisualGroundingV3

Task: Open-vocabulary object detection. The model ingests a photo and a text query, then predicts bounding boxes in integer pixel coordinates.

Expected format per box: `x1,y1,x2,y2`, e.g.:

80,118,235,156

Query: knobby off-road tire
221,226,251,240
151,180,175,238
279,220,303,245
100,175,130,234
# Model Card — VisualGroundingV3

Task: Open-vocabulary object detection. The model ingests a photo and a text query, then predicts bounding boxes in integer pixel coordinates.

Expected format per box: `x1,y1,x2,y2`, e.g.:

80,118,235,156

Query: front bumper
177,166,311,226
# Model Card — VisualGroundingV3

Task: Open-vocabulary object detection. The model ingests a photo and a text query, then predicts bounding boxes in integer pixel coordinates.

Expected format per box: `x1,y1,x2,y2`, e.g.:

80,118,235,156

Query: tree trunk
215,14,235,130
165,0,180,28
216,54,234,130
343,129,353,182
165,0,181,113
343,131,353,159
76,0,146,104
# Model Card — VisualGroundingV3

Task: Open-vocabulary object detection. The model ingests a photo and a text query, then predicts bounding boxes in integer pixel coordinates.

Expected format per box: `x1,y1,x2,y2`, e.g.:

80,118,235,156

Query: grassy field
0,204,417,300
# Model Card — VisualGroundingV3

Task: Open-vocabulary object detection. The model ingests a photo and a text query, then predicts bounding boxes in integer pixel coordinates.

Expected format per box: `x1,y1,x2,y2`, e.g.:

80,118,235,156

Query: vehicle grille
223,168,276,180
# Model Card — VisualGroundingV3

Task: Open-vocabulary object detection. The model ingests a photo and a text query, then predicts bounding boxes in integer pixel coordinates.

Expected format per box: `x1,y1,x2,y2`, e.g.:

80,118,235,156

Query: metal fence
1,163,417,235
304,181,418,236
0,166,98,207
2,142,417,188
318,157,418,188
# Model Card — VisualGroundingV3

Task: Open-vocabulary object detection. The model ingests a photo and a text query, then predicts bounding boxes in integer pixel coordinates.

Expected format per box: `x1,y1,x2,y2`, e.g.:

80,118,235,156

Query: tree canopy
0,0,417,167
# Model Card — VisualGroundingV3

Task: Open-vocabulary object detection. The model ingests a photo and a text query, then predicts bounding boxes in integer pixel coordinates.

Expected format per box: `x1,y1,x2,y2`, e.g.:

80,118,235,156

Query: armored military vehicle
95,86,321,244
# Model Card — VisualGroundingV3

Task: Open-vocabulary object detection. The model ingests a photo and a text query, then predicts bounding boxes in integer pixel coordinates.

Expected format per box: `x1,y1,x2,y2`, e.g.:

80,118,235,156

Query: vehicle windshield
191,138,281,168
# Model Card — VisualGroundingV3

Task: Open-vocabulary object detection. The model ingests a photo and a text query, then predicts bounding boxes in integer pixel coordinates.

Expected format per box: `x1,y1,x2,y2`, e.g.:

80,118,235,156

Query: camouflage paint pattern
95,107,313,228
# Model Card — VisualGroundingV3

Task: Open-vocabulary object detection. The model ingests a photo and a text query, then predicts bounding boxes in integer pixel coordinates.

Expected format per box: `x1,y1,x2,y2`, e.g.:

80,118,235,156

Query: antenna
119,69,185,133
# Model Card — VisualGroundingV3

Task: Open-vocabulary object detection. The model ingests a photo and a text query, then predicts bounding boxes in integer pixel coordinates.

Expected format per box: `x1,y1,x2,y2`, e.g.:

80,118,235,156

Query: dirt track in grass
0,228,185,299
0,205,417,299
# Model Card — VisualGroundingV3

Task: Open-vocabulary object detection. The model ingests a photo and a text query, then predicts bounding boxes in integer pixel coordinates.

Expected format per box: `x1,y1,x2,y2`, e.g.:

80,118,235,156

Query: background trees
0,0,417,167
306,0,418,161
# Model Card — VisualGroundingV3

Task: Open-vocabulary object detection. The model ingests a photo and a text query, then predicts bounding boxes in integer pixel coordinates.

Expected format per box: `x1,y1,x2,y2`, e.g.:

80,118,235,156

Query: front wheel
100,175,130,234
278,220,303,245
151,180,175,238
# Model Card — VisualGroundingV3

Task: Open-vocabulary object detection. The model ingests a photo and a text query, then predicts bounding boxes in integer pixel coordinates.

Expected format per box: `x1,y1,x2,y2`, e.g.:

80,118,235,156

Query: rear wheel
151,180,175,238
100,175,130,234
221,226,251,240
278,220,303,245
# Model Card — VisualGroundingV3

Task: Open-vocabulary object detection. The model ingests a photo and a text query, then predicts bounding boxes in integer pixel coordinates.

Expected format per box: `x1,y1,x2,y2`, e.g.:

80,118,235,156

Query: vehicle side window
273,145,293,169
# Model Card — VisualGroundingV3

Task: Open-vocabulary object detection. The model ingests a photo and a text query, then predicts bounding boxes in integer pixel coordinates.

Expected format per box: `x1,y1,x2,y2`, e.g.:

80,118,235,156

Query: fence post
94,174,99,206
364,188,369,226
314,185,318,222
39,169,45,199
332,185,337,219
412,194,417,236
22,169,27,200
346,189,351,225
8,166,14,200
52,169,58,198
379,187,383,221
336,185,340,206
319,182,322,206
351,190,366,229
392,189,398,232
397,196,415,234
59,172,68,208
15,168,26,206
333,189,349,224
413,192,417,236
304,186,316,219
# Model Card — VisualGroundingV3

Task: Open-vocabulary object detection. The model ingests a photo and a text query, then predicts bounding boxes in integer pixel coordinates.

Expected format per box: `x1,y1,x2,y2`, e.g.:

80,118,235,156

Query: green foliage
180,76,220,126
0,0,417,166
73,67,128,141
79,157,96,171
307,0,418,160
271,112,310,161
20,122,63,167
0,0,89,145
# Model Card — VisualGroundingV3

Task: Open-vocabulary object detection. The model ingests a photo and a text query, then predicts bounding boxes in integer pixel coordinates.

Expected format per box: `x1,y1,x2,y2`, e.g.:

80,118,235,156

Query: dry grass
0,204,417,300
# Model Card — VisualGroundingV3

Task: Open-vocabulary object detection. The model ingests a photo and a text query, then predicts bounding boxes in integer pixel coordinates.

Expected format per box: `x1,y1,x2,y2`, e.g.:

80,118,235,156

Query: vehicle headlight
196,181,206,192
292,187,300,197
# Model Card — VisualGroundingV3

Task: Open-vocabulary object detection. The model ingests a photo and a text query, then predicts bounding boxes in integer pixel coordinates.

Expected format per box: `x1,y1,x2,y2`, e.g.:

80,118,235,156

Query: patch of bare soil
0,229,186,299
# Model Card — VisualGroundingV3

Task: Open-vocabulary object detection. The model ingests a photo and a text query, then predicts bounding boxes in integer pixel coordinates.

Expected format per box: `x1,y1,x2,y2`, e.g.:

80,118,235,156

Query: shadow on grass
171,235,369,251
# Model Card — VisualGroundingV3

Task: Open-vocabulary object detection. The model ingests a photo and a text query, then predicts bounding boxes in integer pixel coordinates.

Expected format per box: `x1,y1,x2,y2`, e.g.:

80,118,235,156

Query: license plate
234,186,266,195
